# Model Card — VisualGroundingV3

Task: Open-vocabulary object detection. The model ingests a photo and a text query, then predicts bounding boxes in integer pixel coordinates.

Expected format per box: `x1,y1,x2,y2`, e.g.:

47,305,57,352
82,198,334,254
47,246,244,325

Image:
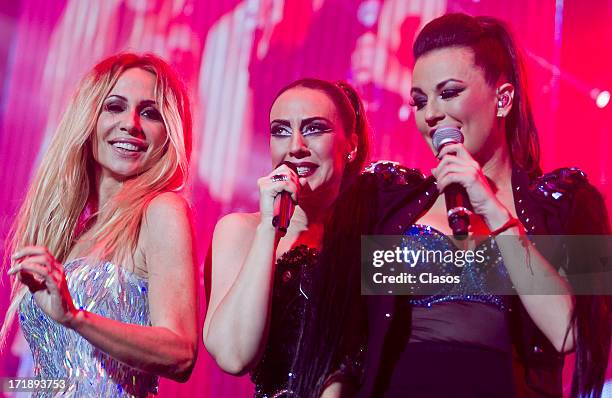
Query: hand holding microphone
432,127,510,237
257,161,301,237
272,162,300,236
432,127,472,239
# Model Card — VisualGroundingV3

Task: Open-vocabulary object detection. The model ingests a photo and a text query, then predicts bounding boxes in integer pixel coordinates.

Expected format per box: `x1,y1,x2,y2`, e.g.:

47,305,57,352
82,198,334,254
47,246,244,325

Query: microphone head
432,127,464,152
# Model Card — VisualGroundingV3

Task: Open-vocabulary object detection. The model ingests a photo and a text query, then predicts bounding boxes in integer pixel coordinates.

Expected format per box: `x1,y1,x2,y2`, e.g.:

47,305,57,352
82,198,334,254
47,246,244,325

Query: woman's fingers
261,164,301,202
436,143,473,160
271,166,301,194
9,261,52,293
12,247,62,271
436,172,466,192
275,163,299,177
14,254,53,269
437,160,488,188
433,157,470,177
259,177,300,201
267,164,299,183
12,246,50,260
9,261,50,278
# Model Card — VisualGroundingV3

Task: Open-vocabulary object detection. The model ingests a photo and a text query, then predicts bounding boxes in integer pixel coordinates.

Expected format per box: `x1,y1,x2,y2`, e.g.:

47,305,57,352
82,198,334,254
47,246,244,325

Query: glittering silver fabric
19,258,158,397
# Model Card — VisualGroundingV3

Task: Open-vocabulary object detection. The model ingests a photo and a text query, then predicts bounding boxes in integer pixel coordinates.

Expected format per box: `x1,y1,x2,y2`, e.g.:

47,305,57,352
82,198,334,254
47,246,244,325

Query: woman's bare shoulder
213,212,261,241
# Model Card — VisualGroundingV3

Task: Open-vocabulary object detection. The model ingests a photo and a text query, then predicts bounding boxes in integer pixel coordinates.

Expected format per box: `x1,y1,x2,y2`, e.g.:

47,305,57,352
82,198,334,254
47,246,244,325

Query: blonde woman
3,53,197,397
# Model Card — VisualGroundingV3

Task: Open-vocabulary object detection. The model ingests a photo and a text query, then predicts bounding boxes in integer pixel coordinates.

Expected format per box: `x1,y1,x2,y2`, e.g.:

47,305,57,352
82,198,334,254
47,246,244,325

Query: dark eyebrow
299,117,332,130
270,119,291,127
270,117,333,129
410,79,465,96
105,95,157,106
436,78,464,90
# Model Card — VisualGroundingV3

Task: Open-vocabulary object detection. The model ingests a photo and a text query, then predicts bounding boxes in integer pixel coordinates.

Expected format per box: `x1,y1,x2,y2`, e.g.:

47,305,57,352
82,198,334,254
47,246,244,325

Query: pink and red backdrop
0,0,610,397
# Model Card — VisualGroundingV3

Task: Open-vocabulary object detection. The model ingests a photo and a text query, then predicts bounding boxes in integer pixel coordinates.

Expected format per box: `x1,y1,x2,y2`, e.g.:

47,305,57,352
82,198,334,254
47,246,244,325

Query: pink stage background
0,1,611,397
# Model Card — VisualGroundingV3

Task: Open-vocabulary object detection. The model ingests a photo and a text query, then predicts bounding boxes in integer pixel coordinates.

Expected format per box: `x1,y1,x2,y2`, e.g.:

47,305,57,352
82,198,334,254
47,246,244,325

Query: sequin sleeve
360,161,438,235
530,167,611,274
361,160,426,187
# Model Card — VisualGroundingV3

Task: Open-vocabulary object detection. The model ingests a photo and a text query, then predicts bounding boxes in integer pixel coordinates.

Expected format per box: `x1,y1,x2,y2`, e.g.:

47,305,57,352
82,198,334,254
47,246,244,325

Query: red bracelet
490,216,525,236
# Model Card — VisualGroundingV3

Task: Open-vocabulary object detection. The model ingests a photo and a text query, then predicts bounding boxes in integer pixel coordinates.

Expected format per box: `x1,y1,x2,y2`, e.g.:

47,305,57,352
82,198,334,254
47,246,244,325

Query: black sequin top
251,245,319,398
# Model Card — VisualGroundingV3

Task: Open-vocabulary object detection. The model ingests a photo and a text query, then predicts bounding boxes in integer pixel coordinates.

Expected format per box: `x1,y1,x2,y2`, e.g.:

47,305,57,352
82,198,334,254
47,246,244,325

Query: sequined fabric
403,224,511,310
358,163,601,397
251,245,319,398
19,258,158,397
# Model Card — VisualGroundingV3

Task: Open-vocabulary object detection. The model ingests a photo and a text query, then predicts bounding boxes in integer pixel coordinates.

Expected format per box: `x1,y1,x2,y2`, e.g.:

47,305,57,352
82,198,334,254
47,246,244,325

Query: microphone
432,127,472,239
272,161,298,236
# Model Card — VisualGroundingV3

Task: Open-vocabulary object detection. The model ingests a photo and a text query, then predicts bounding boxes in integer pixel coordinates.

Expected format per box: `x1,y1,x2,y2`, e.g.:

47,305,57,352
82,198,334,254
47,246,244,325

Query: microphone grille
432,127,464,152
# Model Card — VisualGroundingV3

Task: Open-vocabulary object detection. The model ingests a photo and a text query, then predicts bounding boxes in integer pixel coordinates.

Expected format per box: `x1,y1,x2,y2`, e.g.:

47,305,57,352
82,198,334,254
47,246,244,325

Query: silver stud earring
497,100,504,118
346,153,353,161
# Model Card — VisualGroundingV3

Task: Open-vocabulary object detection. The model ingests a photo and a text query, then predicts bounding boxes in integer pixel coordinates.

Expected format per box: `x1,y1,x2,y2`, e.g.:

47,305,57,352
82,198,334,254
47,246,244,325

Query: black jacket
357,162,610,398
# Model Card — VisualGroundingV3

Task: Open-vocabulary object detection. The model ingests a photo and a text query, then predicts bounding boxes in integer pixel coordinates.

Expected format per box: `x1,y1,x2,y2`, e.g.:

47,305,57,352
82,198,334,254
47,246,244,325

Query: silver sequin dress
19,258,159,397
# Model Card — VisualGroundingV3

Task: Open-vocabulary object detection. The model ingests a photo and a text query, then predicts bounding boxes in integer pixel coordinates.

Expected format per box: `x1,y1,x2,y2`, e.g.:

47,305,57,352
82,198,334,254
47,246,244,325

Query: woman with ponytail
357,13,610,398
3,53,198,396
203,78,370,397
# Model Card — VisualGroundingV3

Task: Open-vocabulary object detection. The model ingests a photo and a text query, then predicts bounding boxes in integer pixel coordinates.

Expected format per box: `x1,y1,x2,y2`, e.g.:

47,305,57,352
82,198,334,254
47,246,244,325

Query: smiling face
93,67,167,182
269,87,356,197
411,46,504,161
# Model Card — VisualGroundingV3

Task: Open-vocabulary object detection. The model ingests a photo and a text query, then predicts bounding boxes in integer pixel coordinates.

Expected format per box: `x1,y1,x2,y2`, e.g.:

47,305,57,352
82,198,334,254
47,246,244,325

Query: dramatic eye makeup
103,96,127,113
102,96,162,122
409,91,427,110
300,118,333,136
440,86,465,100
410,78,466,110
269,117,334,137
138,100,163,122
270,120,292,137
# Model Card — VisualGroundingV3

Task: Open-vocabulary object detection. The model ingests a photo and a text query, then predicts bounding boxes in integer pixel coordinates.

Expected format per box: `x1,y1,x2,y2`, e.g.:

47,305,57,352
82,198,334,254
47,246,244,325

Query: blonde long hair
1,53,192,346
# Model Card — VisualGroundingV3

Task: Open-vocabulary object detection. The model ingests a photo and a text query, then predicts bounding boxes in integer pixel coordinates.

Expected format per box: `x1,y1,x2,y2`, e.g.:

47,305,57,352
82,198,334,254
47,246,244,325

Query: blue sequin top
403,224,512,311
19,258,158,397
402,224,513,350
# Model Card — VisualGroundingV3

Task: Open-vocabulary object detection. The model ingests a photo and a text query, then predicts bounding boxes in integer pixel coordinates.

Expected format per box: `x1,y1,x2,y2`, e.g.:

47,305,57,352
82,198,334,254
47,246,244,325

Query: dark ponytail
288,173,379,397
334,81,370,185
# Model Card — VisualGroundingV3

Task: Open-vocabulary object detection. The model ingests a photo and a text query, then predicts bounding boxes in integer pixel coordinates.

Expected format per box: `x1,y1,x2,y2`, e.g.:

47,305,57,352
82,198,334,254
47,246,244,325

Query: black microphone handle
444,182,472,239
